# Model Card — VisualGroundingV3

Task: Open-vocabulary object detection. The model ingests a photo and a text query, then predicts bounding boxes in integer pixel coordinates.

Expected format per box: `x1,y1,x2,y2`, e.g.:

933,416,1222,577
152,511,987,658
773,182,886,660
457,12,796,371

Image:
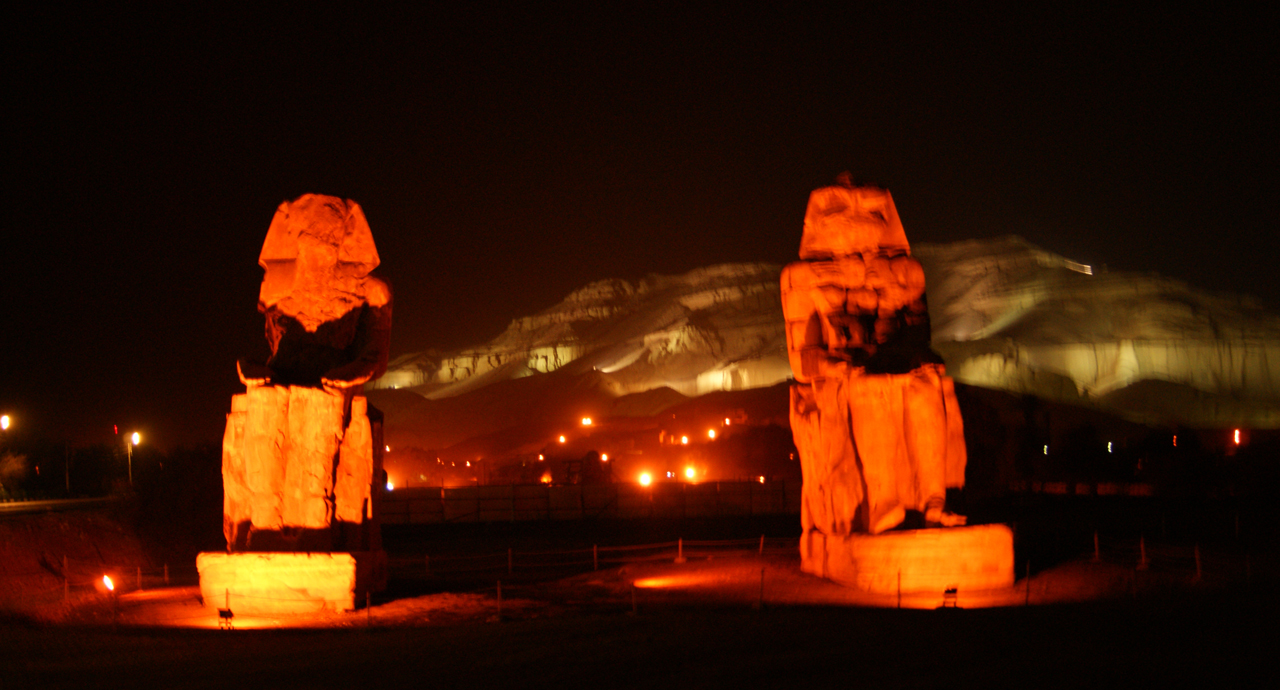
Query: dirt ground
4,549,1276,689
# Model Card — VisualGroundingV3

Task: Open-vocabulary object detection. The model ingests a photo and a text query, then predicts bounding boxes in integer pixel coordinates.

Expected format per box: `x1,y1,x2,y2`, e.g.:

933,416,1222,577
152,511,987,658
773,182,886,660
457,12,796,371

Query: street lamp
127,432,141,485
0,414,10,431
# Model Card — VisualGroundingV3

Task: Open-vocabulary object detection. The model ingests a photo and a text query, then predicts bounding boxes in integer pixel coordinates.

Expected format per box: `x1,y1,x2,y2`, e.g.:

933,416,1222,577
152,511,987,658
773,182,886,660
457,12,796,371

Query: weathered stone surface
802,523,1014,593
214,194,389,557
785,176,966,542
251,194,391,389
197,551,386,615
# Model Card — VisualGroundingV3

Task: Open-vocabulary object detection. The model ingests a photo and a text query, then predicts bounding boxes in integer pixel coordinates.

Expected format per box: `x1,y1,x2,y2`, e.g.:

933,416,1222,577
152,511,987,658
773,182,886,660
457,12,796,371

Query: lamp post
127,432,141,485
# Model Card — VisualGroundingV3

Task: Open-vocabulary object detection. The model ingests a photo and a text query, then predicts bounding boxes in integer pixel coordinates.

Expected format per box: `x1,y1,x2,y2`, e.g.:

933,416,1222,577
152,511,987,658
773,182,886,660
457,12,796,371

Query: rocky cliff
373,238,1280,428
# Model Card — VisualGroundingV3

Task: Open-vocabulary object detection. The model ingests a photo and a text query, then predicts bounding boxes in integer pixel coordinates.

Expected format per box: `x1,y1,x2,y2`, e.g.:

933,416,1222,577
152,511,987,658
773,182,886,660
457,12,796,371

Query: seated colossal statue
783,175,966,551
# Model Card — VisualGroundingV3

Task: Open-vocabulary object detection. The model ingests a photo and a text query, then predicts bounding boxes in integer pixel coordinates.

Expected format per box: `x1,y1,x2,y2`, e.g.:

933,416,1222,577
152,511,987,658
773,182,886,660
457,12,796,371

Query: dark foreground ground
3,584,1275,689
4,501,1276,689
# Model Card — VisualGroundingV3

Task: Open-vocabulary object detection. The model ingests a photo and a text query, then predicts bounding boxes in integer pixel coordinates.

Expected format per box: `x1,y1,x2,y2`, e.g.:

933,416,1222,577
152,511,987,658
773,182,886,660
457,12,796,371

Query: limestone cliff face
373,263,791,399
374,241,1280,428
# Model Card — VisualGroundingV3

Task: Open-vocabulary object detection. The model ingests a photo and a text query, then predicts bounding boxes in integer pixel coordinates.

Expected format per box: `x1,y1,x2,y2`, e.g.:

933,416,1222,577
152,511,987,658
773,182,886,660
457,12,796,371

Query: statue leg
906,368,967,527
849,375,906,534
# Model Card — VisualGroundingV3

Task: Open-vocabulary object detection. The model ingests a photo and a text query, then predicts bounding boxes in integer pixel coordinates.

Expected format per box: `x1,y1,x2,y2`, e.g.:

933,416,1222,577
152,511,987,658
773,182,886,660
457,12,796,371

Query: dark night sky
3,4,1276,450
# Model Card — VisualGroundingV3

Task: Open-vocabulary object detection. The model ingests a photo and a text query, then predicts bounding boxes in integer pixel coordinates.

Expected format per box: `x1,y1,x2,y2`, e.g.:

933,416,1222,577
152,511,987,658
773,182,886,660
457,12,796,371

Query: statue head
799,178,908,259
257,194,386,331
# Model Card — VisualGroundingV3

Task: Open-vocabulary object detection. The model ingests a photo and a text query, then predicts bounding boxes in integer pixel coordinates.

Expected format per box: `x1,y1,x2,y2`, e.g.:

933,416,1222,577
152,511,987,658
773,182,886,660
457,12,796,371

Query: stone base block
802,524,1013,594
197,551,386,615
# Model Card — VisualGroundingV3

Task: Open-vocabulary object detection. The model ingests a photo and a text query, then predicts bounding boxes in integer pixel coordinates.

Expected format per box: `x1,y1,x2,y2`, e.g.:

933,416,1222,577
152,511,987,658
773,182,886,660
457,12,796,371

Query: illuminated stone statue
200,194,390,614
784,175,976,584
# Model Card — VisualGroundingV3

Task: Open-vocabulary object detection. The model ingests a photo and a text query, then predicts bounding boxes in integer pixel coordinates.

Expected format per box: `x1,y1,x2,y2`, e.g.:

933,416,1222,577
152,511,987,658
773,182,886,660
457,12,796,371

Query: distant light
757,476,765,484
130,432,141,446
581,417,593,426
559,435,566,443
707,429,716,439
538,454,545,461
1173,435,1177,447
680,435,688,445
103,575,114,591
1234,429,1241,445
639,472,652,487
540,472,552,484
684,467,696,479
0,415,9,430
385,445,391,452
386,480,394,491
600,454,608,461
724,418,730,425
1107,442,1112,453
465,460,471,467
1043,445,1048,455
666,471,674,479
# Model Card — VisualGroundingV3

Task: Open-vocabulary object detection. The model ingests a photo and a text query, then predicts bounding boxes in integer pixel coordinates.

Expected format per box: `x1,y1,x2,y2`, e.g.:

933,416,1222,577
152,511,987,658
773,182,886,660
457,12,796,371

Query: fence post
1137,536,1149,570
593,545,598,571
1025,561,1031,606
675,538,686,564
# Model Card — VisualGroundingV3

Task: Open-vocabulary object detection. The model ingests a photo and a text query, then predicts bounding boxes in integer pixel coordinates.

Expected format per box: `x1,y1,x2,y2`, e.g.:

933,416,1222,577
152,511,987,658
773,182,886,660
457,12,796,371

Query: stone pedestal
197,551,387,615
801,523,1014,593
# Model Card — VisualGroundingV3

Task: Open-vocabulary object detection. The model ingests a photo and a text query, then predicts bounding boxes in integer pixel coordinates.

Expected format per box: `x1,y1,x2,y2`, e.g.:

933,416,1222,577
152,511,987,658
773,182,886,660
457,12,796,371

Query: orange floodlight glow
1234,429,1241,445
582,417,593,426
540,471,552,484
558,435,566,443
707,429,716,439
386,479,394,491
0,415,9,430
684,467,696,479
103,575,114,591
680,435,688,445
639,472,652,487
601,454,608,461
130,432,141,446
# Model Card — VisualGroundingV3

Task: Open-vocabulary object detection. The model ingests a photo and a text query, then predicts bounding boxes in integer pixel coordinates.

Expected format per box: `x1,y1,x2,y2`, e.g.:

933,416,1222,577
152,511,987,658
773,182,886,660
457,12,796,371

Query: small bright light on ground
724,418,730,425
601,454,608,461
680,435,688,445
538,454,544,461
666,471,674,479
1043,445,1048,455
386,480,394,490
131,432,141,445
1234,429,1241,445
385,445,391,452
558,435,566,443
465,460,470,467
0,415,9,430
639,472,652,487
757,476,765,484
540,472,552,484
581,417,592,426
707,429,716,439
103,575,114,591
1107,442,1112,453
684,467,696,479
